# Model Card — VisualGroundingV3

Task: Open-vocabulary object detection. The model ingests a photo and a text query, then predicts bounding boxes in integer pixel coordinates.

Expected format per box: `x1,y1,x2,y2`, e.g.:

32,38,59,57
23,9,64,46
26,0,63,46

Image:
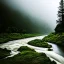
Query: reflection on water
48,43,64,57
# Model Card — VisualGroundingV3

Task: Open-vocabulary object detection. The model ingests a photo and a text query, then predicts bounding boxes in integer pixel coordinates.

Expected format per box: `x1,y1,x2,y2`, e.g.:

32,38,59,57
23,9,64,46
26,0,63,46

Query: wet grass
28,39,52,48
0,33,42,44
0,48,11,59
0,46,56,64
42,32,64,47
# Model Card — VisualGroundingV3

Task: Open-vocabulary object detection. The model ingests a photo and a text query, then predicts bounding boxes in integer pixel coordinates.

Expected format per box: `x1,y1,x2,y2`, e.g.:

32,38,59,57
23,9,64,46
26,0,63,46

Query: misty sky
3,0,60,33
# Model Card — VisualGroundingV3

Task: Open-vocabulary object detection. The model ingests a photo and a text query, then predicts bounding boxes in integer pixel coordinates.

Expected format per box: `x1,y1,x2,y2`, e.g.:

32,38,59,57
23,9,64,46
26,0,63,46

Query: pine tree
55,0,64,33
57,0,64,24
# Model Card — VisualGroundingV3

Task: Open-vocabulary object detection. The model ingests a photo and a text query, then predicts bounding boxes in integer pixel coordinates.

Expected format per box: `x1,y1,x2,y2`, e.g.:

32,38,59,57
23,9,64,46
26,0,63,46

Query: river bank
42,33,64,47
0,33,42,44
0,35,64,64
0,46,56,64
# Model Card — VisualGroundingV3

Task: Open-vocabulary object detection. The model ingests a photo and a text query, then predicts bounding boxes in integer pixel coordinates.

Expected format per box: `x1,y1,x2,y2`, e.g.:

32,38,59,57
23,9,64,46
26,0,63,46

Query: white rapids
0,35,64,64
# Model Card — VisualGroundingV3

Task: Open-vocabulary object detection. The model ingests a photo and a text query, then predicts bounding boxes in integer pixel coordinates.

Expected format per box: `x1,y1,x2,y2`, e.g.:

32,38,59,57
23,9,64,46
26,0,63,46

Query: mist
0,0,60,34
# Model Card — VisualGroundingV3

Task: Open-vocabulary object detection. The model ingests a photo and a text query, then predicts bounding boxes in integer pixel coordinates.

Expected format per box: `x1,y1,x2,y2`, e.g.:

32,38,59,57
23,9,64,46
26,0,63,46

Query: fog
1,0,60,34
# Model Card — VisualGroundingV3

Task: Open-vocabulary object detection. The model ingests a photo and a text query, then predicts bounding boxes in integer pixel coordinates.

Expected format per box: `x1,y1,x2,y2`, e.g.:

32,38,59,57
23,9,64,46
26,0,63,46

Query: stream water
0,35,64,64
48,43,64,57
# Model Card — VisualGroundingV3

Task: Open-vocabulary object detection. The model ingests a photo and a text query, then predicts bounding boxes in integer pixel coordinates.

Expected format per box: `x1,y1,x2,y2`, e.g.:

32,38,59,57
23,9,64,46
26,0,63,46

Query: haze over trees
43,0,64,48
0,1,53,34
0,2,31,33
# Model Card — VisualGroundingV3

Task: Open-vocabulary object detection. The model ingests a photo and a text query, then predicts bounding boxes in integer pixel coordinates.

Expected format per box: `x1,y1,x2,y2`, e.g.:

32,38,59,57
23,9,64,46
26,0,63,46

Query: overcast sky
4,0,60,32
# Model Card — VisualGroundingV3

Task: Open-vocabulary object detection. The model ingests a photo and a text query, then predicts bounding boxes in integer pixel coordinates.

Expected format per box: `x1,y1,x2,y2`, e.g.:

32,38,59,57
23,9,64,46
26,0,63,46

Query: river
0,35,64,64
48,43,64,57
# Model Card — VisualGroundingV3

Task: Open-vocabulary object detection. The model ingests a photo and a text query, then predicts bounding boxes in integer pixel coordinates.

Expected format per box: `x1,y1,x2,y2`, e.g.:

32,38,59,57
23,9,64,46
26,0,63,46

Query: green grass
28,39,52,48
0,48,11,59
0,33,42,44
0,46,56,64
18,46,35,51
42,32,64,47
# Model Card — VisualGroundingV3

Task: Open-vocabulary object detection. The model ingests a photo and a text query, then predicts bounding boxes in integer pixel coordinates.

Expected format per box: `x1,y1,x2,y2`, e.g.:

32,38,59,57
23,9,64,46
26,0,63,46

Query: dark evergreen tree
55,0,64,33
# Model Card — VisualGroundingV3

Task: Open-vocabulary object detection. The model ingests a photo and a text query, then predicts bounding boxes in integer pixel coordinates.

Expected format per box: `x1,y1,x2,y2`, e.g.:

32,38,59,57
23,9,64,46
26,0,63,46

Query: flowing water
48,43,64,57
0,35,64,64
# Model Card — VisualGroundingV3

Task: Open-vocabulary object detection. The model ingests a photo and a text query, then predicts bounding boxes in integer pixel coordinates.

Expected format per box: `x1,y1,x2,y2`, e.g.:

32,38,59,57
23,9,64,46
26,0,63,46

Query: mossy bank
42,33,64,47
28,39,52,48
0,33,41,44
0,46,56,64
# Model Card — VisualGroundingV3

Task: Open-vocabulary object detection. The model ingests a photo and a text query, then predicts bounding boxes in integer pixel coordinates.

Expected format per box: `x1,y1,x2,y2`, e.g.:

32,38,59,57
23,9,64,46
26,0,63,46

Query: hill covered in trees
0,2,33,33
42,0,64,48
0,1,52,34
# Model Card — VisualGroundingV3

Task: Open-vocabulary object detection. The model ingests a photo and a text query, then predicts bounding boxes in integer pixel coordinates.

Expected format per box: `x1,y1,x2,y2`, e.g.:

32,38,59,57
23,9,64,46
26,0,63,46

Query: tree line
55,0,64,33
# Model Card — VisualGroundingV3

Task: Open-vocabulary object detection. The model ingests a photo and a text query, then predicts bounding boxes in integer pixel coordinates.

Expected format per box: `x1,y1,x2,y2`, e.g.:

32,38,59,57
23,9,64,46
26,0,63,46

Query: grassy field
0,33,42,44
